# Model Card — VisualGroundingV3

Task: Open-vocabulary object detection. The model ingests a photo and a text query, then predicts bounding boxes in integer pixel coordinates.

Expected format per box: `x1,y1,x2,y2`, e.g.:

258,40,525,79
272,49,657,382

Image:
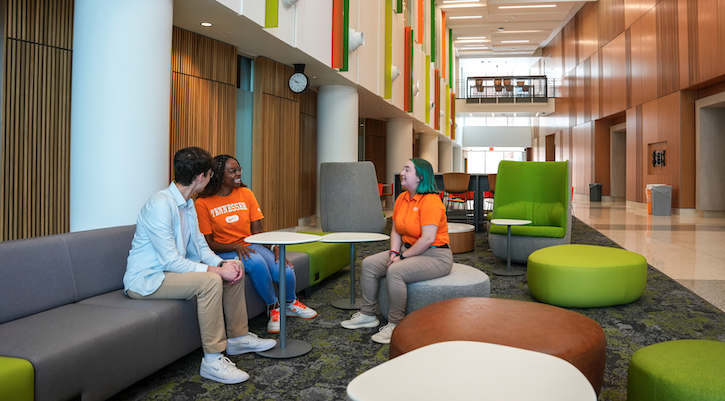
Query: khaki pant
128,271,248,354
360,247,453,324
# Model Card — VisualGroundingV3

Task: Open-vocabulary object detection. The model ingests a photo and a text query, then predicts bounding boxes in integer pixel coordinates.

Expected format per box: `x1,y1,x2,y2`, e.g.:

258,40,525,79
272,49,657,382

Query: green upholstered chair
528,244,647,307
287,232,349,288
0,356,34,401
488,161,570,264
628,340,725,401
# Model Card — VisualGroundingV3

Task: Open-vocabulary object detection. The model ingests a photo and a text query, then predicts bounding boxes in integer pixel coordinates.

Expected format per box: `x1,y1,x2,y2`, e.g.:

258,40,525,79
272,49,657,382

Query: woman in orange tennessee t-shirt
341,158,453,344
195,155,317,334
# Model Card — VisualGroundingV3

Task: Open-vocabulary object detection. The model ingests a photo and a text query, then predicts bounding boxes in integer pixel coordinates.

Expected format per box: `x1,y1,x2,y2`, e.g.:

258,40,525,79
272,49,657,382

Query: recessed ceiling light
200,22,212,27
499,4,556,9
449,15,482,19
501,40,529,43
443,0,479,3
461,47,487,50
457,36,487,40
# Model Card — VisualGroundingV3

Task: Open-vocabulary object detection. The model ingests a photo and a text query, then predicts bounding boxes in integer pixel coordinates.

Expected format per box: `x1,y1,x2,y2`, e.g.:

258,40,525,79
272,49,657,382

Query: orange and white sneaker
267,308,280,333
285,300,318,319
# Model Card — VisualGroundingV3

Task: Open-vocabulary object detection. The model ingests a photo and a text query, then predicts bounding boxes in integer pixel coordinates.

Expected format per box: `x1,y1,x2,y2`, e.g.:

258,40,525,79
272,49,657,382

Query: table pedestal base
492,267,526,276
256,339,312,359
332,298,362,310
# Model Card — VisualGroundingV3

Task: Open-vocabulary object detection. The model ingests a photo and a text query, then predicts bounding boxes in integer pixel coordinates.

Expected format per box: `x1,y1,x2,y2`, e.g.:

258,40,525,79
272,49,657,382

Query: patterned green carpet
110,218,725,401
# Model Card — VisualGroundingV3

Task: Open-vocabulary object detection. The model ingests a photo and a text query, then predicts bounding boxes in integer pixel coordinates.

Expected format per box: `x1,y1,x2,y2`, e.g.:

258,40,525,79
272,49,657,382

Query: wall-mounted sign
652,150,666,168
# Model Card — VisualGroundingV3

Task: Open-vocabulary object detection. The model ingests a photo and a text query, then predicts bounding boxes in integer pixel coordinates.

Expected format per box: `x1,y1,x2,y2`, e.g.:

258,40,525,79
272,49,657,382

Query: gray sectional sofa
0,225,313,401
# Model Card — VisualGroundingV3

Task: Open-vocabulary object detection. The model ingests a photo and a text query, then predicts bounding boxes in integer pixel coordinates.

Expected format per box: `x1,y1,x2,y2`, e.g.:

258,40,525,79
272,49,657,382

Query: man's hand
213,260,244,285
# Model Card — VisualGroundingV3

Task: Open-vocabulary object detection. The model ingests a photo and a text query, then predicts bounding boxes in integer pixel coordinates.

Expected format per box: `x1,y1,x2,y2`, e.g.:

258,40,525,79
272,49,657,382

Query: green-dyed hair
410,158,439,195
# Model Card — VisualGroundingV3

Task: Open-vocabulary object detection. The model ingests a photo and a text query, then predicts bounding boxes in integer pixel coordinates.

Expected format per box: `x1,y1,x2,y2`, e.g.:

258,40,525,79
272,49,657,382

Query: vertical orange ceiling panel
418,0,424,44
331,0,344,68
441,11,446,78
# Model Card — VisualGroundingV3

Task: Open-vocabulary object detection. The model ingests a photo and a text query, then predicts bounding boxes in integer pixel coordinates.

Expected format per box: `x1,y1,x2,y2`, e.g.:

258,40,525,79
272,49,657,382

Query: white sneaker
227,332,277,355
267,308,280,333
371,323,397,344
285,299,318,319
199,355,249,384
341,311,380,329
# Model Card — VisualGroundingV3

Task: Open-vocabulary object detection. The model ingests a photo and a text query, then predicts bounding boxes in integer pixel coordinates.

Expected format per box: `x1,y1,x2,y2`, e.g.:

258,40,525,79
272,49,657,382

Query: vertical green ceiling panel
448,28,453,88
265,0,278,28
430,0,436,63
341,0,350,71
385,0,392,99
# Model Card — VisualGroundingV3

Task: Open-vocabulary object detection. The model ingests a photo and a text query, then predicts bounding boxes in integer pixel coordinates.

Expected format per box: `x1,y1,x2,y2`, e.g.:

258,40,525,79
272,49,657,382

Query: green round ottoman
628,340,725,401
527,244,647,307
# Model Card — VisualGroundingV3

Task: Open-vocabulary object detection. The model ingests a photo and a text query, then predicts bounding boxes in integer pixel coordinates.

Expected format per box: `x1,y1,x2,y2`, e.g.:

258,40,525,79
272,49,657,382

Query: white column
317,85,359,216
452,145,463,172
386,118,413,185
419,132,439,172
70,0,173,232
438,141,452,173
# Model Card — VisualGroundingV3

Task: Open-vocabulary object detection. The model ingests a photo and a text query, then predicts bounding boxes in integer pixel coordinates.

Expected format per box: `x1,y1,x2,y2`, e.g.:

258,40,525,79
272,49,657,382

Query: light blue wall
462,126,532,148
236,56,254,187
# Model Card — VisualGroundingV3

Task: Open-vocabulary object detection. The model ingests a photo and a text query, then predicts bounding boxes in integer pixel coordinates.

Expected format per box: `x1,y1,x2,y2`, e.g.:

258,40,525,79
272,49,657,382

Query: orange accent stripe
331,0,344,68
441,12,446,79
418,0,424,44
404,27,412,112
434,69,440,130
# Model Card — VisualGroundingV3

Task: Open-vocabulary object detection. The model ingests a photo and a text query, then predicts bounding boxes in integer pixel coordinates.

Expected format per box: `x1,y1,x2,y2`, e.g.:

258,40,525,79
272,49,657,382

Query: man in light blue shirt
124,147,276,384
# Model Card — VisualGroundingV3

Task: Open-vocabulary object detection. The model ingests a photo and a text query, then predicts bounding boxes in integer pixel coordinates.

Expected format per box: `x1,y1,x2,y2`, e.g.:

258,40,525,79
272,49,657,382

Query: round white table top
347,341,596,401
319,232,390,243
491,218,532,226
447,223,475,233
244,232,321,245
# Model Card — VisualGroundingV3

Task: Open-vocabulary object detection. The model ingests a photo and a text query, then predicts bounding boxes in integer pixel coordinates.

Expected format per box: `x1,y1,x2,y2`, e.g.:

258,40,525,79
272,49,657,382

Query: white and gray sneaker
227,332,277,355
371,323,397,344
199,355,249,384
341,311,380,329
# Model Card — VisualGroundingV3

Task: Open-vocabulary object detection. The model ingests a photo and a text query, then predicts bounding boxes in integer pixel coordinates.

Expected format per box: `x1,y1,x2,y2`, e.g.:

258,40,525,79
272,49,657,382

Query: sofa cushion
0,235,76,325
493,201,533,221
533,202,565,227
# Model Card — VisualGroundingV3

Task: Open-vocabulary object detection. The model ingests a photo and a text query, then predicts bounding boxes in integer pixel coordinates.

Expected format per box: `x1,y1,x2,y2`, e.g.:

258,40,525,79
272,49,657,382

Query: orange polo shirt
393,191,449,247
195,187,264,246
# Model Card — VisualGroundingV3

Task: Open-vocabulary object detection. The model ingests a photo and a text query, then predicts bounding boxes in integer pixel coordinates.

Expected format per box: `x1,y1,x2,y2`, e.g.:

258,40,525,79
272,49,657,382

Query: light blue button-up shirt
124,182,223,296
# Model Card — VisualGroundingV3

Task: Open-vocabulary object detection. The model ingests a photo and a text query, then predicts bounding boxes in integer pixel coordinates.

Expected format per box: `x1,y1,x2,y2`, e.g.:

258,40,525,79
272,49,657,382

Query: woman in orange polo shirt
196,155,317,334
341,158,453,344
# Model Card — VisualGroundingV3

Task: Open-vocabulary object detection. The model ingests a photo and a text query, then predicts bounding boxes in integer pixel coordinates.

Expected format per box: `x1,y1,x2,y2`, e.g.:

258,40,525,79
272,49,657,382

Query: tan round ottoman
389,297,606,395
448,223,474,254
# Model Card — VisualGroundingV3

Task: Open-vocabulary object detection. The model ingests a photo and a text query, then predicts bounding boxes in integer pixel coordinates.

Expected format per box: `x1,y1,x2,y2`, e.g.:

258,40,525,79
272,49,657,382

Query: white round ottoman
448,223,475,254
378,263,490,317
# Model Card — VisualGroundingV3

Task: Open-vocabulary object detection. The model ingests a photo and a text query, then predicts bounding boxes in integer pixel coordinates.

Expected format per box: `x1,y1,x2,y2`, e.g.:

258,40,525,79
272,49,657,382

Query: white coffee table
320,232,389,309
490,218,531,276
244,232,320,358
347,341,596,401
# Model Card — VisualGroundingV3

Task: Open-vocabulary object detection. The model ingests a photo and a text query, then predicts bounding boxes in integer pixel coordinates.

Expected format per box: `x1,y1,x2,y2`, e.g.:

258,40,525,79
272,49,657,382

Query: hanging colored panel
332,0,344,68
418,0,424,44
430,0,436,63
441,11,446,79
434,69,440,130
404,27,412,112
450,92,456,139
385,0,393,98
265,0,278,28
448,28,453,87
425,55,431,124
341,0,350,71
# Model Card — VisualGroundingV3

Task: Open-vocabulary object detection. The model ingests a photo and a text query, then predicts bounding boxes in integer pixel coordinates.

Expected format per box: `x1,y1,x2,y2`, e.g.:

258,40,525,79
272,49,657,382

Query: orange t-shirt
393,192,449,247
195,187,264,246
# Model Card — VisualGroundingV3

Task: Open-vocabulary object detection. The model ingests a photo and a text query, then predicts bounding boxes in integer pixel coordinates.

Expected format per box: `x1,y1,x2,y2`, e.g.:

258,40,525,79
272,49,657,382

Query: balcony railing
457,76,551,104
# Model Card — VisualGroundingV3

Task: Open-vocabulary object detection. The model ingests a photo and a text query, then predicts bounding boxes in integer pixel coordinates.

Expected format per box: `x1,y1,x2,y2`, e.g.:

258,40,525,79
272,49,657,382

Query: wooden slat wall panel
572,122,594,194
279,98,300,228
1,0,73,241
626,106,642,202
299,113,317,218
598,0,626,46
679,90,696,208
364,118,387,183
595,119,614,195
577,2,599,63
563,18,578,75
625,0,657,28
695,0,718,82
170,27,237,179
657,0,680,97
590,52,601,121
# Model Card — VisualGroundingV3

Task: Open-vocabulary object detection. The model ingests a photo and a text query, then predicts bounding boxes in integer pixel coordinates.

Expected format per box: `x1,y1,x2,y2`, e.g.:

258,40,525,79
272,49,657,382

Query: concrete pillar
70,0,173,232
438,141,452,173
317,85,359,216
386,118,413,185
419,132,439,172
452,145,463,172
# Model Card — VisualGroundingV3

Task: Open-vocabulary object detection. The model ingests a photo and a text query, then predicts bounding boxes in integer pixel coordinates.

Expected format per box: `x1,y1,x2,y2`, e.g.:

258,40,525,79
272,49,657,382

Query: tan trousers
360,247,453,324
128,272,248,354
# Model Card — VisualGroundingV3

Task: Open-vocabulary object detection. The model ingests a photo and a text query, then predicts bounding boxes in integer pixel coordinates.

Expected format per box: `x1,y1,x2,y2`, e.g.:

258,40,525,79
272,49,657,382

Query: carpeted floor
110,218,725,401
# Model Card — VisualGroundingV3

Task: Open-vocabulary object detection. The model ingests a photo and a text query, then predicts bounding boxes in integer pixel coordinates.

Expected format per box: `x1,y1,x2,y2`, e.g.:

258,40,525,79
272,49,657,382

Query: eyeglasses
207,170,214,178
228,167,243,175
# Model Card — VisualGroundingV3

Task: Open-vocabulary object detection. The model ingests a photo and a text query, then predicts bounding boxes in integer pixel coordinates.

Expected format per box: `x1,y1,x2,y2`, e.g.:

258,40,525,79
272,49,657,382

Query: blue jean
217,243,296,306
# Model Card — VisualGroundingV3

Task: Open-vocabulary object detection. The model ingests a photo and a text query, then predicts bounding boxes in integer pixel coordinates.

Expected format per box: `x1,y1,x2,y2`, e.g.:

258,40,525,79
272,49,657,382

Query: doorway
696,93,725,215
610,123,626,201
545,134,556,161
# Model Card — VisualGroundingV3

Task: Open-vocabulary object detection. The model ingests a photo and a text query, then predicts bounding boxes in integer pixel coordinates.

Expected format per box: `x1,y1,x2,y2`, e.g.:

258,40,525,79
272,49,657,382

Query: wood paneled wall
252,57,317,231
364,118,387,183
1,0,74,241
535,0,723,207
170,27,237,177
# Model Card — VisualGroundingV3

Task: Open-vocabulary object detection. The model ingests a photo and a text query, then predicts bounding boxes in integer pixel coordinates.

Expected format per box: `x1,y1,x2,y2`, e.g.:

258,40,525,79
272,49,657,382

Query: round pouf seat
389,297,606,395
628,340,725,401
448,223,474,254
528,244,647,308
378,263,490,317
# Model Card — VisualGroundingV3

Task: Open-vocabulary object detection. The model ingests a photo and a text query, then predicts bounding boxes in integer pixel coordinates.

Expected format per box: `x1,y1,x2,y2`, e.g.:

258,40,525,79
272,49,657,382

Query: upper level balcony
459,76,550,104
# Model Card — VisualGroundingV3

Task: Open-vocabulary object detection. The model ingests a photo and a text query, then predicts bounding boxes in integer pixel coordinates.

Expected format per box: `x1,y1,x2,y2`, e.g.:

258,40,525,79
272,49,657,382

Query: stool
628,340,725,401
0,356,34,401
378,263,490,317
389,297,606,395
448,223,474,254
528,244,647,308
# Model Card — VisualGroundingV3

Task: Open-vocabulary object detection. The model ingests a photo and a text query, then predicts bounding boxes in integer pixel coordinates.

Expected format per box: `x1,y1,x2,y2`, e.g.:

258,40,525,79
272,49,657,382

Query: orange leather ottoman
389,297,606,395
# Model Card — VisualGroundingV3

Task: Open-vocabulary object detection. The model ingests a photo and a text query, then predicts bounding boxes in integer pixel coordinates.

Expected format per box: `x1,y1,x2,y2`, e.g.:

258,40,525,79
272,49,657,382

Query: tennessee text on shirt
209,202,248,218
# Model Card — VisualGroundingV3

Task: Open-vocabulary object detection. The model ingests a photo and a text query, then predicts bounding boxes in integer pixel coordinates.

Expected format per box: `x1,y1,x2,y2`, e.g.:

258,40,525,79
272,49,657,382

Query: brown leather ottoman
389,297,606,395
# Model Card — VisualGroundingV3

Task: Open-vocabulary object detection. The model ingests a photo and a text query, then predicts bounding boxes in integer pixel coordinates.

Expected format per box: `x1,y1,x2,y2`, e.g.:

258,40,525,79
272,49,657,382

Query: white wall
296,0,333,66
462,126,532,148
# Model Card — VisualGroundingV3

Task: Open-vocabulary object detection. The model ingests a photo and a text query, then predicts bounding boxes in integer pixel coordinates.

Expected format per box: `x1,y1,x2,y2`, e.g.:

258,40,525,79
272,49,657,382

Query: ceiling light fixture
449,15,482,19
501,40,529,43
499,4,556,9
443,0,479,3
439,3,485,8
200,22,212,27
457,36,486,40
460,47,487,50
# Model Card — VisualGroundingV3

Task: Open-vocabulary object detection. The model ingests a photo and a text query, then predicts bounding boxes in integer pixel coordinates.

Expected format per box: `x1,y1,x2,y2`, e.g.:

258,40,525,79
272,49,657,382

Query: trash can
645,184,666,214
651,185,673,216
588,183,602,202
